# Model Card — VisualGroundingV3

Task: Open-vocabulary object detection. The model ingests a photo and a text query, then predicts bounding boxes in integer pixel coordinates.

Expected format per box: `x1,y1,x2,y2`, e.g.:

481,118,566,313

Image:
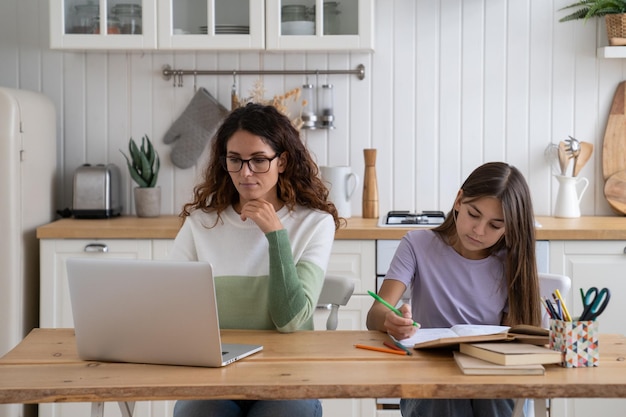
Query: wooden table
1,329,626,412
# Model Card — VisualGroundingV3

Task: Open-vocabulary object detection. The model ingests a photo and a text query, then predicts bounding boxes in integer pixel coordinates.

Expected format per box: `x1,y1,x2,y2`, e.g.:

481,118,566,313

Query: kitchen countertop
36,215,626,240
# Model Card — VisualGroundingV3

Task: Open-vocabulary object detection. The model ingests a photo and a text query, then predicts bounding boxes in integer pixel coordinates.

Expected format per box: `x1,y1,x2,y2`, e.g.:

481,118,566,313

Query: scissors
579,287,611,321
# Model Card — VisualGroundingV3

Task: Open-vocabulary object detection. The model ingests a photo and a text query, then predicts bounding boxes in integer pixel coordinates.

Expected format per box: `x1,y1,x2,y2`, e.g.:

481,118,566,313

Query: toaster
72,163,122,219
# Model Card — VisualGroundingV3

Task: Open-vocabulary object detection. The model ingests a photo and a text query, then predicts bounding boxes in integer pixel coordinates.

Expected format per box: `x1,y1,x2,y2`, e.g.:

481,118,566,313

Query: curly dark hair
180,102,341,230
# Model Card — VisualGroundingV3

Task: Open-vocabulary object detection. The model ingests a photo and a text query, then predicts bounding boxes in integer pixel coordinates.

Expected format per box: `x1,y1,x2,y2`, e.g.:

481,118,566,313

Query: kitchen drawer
40,239,153,328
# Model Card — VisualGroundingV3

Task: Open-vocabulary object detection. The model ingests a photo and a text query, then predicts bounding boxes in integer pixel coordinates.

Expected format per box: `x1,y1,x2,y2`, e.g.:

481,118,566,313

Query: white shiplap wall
0,0,623,218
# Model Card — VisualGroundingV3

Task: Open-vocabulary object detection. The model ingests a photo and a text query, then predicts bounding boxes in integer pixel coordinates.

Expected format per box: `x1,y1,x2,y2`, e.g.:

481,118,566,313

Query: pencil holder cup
549,319,599,368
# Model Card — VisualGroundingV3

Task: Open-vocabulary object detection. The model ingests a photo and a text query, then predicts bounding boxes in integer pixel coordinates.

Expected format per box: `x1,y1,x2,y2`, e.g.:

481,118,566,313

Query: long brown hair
433,162,541,326
181,103,341,230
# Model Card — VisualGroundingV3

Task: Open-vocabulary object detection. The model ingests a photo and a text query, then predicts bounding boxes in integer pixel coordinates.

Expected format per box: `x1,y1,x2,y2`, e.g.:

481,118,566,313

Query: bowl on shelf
281,21,315,35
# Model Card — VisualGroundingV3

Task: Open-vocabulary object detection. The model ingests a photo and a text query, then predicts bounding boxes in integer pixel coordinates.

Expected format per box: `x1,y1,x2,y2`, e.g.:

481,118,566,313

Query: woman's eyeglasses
220,154,280,173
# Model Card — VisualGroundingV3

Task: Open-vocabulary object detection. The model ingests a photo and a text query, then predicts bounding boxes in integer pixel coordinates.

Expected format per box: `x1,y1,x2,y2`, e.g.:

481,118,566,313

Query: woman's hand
239,199,284,234
384,304,418,341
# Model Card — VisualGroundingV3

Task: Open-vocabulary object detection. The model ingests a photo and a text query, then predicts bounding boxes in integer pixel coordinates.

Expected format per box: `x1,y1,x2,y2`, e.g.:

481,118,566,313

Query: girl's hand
239,199,283,233
384,304,418,341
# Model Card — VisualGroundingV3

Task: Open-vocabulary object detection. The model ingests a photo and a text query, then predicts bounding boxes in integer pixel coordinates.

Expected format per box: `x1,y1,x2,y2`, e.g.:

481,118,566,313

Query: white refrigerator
0,87,57,417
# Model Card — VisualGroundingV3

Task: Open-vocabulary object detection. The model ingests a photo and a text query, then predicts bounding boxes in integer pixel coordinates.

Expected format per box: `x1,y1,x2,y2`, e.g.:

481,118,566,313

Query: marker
367,290,420,328
355,344,408,356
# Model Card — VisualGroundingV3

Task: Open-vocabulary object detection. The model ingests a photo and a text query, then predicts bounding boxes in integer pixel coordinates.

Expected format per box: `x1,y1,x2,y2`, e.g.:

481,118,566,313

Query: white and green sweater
169,205,335,332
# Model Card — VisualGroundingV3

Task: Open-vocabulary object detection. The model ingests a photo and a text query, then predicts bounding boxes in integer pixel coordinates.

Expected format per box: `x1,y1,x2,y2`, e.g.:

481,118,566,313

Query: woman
171,103,340,417
367,162,541,417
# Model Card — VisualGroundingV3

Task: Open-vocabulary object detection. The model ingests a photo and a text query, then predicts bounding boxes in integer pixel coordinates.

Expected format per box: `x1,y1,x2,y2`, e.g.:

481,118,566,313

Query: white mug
554,175,589,218
320,166,359,218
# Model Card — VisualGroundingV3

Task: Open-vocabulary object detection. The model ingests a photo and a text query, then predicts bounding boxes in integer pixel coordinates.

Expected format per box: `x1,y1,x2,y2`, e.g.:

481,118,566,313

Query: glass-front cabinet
266,0,373,51
50,0,374,51
157,0,264,50
50,0,157,49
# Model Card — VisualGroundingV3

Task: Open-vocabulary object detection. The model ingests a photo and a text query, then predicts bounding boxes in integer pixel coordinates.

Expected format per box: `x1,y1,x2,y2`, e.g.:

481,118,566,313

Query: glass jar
72,3,99,34
93,16,121,34
323,2,341,35
281,5,310,22
301,84,317,129
318,84,335,129
112,3,143,34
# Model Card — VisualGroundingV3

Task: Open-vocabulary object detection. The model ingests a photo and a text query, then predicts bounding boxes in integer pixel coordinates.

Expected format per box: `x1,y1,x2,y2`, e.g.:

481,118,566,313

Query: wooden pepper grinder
362,148,379,218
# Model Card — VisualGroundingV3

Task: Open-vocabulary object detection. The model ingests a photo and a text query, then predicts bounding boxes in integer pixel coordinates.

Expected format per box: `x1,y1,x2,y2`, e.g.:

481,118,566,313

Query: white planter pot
134,186,161,218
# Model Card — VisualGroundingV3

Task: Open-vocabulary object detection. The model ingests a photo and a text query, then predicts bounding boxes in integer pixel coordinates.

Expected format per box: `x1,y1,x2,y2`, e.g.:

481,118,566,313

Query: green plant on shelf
559,0,626,22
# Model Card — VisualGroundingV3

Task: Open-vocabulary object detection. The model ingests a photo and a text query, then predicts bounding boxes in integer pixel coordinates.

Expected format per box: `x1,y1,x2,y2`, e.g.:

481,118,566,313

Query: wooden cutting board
603,81,626,181
605,170,626,214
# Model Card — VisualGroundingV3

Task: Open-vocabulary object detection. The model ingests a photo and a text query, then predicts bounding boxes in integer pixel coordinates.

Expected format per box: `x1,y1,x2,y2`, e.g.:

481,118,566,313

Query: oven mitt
163,88,228,169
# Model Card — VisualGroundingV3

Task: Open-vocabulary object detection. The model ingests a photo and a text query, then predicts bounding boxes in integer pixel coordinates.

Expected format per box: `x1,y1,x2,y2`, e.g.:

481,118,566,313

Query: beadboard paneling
1,0,624,218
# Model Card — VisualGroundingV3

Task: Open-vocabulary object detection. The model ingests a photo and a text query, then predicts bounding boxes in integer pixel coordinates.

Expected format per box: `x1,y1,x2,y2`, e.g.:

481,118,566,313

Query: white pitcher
320,166,359,218
554,175,589,218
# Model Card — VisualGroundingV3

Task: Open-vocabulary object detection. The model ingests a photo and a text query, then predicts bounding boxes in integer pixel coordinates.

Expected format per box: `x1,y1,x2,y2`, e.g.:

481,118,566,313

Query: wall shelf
597,46,626,58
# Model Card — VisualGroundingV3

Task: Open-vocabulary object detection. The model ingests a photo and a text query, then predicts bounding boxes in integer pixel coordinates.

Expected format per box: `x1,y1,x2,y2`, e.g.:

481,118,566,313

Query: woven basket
605,14,626,45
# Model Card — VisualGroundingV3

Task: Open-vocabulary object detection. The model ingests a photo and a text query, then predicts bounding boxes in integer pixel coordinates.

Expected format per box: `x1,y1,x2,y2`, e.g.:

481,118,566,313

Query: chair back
538,272,572,328
317,275,355,330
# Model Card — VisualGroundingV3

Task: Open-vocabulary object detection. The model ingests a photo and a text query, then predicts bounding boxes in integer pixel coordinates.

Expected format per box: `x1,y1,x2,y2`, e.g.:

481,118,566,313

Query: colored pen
367,290,420,328
355,344,408,356
383,341,404,351
554,289,572,321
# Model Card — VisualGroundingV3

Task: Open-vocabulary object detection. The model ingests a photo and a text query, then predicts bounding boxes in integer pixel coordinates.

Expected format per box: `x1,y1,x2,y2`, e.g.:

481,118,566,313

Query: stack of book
454,342,562,375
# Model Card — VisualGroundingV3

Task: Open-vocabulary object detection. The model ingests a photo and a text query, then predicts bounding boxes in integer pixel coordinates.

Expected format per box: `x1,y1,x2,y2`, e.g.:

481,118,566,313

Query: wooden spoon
558,141,570,176
573,142,594,177
604,169,626,214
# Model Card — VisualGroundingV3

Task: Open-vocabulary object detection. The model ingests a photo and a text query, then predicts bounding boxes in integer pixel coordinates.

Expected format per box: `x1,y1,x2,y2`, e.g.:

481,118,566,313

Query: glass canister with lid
71,2,99,34
281,4,314,35
112,3,142,34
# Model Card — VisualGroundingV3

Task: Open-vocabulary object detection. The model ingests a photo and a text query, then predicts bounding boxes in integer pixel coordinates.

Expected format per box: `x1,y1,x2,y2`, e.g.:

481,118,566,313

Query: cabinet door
50,0,157,49
326,239,376,295
549,240,626,417
39,239,152,328
266,0,374,51
157,0,264,49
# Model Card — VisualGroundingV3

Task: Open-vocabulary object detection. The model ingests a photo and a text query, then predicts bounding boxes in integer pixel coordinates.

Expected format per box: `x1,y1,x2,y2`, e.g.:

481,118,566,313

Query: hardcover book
459,342,562,366
453,351,545,375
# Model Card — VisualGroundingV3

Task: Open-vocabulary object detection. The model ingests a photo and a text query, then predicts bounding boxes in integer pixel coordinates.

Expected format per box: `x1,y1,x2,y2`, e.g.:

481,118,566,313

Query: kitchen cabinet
265,0,374,51
50,0,374,51
38,237,375,417
548,241,626,417
50,0,158,49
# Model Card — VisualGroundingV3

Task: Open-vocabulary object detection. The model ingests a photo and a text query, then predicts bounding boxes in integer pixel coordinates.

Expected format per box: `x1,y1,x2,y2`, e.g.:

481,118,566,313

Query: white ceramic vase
554,176,589,218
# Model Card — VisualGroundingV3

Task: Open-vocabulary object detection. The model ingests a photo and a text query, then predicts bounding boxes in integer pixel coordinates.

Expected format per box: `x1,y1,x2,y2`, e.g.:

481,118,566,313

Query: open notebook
66,257,262,367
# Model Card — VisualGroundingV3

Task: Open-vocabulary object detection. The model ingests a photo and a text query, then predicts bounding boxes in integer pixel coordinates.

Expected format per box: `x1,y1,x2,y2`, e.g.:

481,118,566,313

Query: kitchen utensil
573,142,593,177
554,175,589,218
602,81,626,181
604,169,626,214
558,141,570,176
320,166,359,218
565,136,581,175
544,143,561,175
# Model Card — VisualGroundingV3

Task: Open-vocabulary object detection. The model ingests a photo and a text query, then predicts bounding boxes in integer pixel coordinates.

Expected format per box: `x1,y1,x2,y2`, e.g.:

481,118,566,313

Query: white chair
317,275,355,330
512,272,572,417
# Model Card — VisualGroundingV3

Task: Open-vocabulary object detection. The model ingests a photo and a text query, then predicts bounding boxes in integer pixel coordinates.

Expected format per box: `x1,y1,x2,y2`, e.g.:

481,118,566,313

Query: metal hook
177,71,184,87
193,71,197,92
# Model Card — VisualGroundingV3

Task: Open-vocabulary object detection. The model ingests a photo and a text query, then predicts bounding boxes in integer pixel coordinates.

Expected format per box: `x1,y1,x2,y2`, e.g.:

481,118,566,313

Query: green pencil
367,290,420,328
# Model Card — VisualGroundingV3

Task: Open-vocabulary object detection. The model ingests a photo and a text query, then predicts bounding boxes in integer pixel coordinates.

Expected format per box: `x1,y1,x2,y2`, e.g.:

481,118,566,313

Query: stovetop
377,210,445,228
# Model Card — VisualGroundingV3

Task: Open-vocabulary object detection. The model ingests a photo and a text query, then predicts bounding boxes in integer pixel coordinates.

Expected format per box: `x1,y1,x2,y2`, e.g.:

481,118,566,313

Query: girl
171,103,340,417
366,162,540,417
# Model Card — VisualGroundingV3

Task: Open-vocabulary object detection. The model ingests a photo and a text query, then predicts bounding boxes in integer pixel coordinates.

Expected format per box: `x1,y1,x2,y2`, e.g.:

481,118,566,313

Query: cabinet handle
84,243,108,253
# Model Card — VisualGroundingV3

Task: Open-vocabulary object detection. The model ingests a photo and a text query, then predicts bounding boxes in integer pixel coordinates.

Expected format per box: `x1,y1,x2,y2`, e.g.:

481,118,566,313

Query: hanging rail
161,64,365,87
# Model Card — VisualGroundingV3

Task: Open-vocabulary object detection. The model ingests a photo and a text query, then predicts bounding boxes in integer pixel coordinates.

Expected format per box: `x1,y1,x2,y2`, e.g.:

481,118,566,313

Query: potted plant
120,135,161,217
559,0,626,45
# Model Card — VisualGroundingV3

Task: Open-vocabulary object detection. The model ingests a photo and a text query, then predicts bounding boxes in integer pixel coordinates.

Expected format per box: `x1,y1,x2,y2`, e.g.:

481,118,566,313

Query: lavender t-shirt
385,229,508,328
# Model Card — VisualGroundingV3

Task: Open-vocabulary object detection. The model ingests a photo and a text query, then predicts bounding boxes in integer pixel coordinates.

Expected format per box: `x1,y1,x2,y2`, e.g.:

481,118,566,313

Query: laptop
66,257,263,367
